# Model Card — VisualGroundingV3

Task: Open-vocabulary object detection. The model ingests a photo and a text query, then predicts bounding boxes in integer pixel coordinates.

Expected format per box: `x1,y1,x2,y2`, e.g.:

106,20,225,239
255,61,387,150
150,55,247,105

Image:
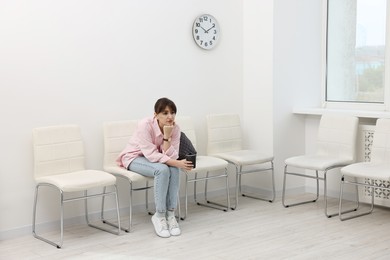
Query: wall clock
192,14,220,50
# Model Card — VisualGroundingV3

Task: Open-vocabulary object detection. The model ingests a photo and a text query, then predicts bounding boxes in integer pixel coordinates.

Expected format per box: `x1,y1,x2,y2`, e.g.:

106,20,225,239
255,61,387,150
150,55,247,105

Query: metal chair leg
85,186,121,235
32,184,64,249
231,167,240,210
102,177,153,233
204,169,230,210
241,161,276,203
33,183,121,249
102,183,130,233
181,173,190,220
176,194,181,220
101,185,129,233
339,177,374,221
231,161,275,210
194,172,199,205
324,172,358,218
145,180,153,215
282,166,320,208
204,172,209,201
181,168,230,220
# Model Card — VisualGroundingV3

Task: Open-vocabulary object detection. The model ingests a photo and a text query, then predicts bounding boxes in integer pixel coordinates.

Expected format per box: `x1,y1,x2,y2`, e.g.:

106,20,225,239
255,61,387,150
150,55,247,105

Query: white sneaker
151,214,170,238
167,216,181,236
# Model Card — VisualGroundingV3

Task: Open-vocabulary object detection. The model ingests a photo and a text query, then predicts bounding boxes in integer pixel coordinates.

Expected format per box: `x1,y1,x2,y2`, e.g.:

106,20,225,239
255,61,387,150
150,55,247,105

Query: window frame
321,0,390,111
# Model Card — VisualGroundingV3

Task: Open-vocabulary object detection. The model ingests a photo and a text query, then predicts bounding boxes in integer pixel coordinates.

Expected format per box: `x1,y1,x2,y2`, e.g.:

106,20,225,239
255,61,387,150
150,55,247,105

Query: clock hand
205,24,215,33
200,26,207,32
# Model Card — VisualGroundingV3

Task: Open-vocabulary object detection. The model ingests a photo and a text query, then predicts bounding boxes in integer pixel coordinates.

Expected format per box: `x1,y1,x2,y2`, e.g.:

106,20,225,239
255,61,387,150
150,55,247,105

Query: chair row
282,115,390,222
103,115,276,223
32,113,390,248
32,113,276,248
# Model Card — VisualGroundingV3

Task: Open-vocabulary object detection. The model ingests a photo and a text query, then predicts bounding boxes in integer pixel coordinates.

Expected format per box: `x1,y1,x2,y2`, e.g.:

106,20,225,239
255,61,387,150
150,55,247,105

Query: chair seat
341,162,390,181
285,155,354,171
104,166,154,182
36,170,116,192
213,150,274,166
187,155,228,172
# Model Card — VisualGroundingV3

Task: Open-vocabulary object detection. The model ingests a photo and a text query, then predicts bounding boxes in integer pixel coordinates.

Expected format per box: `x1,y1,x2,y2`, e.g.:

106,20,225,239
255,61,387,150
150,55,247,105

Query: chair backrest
371,118,390,164
206,113,242,155
32,125,85,179
175,116,197,149
316,114,359,161
103,120,138,169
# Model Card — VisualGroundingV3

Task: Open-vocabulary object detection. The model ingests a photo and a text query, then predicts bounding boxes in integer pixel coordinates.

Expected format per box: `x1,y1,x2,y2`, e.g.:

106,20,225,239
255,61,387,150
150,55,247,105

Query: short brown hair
154,97,177,114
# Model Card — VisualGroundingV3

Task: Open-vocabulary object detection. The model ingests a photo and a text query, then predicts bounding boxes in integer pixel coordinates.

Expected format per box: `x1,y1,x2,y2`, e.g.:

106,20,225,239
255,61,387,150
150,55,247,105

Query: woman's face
155,106,176,128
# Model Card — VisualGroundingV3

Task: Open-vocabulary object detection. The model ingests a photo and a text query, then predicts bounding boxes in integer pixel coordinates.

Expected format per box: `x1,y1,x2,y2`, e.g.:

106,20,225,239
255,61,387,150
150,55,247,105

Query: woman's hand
166,159,193,171
178,159,194,171
163,125,174,139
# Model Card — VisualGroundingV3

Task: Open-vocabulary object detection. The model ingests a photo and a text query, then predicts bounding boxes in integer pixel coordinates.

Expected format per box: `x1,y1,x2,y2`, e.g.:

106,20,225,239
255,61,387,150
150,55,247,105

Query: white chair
282,114,359,218
206,113,275,210
103,120,154,232
32,125,120,249
176,116,230,220
339,118,390,220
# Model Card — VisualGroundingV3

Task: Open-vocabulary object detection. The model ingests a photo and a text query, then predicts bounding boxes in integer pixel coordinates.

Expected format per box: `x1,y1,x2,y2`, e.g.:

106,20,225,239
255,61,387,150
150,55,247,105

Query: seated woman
116,97,193,238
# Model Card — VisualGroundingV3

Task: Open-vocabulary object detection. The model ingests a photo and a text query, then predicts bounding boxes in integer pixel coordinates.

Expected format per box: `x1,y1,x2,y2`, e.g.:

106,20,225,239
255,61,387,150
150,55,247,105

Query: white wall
242,1,274,188
0,0,250,237
273,0,323,192
243,0,273,152
0,0,325,238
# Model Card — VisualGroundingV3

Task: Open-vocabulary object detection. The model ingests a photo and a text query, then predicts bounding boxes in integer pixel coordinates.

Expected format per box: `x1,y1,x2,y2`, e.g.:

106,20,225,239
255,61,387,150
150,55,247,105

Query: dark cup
185,154,196,169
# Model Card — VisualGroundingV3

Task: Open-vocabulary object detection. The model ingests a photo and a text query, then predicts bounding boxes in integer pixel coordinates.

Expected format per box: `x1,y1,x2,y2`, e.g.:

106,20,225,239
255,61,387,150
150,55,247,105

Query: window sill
293,107,390,119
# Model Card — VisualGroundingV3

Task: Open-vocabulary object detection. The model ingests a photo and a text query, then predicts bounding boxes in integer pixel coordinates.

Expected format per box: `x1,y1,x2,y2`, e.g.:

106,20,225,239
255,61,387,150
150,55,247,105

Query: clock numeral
205,42,208,47
196,22,200,27
203,16,208,21
199,18,203,23
195,29,198,34
209,41,213,45
196,35,200,40
200,40,203,45
213,36,216,40
214,30,217,34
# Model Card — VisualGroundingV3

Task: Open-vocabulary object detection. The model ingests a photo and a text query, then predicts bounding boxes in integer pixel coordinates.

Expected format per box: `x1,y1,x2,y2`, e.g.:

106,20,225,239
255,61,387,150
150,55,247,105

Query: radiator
357,124,390,206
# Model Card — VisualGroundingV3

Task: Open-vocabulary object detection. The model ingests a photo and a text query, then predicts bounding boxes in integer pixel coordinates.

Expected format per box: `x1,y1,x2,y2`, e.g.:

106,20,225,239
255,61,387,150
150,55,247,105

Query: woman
116,97,193,238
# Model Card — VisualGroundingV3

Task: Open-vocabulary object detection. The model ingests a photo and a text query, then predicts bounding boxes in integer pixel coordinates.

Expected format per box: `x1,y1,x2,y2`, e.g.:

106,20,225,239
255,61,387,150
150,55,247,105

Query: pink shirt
116,117,180,169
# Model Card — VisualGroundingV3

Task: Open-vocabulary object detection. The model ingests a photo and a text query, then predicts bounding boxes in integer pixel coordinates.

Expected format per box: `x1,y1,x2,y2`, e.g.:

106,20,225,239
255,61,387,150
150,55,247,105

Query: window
324,0,389,110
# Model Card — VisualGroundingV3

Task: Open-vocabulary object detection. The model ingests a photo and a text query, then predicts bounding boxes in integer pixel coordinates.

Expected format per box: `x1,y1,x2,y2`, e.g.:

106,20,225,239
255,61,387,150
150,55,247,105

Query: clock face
192,14,220,50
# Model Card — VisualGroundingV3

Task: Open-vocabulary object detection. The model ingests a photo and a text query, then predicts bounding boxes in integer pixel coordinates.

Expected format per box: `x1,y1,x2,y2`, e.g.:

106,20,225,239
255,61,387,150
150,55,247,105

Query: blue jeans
128,157,180,214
